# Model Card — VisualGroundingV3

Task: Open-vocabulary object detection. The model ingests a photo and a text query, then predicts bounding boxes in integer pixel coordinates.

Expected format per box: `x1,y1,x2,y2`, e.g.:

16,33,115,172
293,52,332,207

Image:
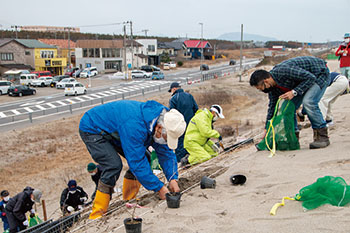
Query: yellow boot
122,177,141,200
89,190,110,219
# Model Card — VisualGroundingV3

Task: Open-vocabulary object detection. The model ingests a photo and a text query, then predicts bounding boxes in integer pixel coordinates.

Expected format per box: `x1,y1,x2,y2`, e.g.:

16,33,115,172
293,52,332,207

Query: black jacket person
5,187,42,233
60,180,88,214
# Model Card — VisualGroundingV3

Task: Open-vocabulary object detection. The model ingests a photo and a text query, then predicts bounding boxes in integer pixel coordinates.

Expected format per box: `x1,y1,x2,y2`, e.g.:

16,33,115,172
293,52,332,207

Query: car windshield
61,79,69,82
66,84,74,87
82,69,89,72
38,77,45,80
53,76,61,81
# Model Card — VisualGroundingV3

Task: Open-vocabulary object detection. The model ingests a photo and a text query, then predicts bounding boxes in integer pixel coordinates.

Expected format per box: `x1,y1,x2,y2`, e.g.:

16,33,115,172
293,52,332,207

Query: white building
136,39,159,65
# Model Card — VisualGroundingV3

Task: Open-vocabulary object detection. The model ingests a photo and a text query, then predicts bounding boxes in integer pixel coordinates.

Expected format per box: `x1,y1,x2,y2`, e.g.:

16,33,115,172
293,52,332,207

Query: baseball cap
68,180,77,191
164,109,186,149
32,189,42,203
87,162,97,172
168,82,181,92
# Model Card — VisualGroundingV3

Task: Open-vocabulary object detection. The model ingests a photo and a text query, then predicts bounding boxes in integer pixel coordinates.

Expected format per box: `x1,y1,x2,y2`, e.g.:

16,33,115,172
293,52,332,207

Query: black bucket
124,218,142,233
200,176,216,189
166,192,181,208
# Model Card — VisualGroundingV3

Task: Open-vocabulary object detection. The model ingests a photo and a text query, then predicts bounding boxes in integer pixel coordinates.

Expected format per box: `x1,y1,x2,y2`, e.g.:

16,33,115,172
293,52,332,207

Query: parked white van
20,74,37,86
0,81,12,95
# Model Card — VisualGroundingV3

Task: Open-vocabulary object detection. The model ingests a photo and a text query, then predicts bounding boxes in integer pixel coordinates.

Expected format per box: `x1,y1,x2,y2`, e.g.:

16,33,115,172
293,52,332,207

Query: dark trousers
175,134,188,162
79,130,123,187
5,210,25,233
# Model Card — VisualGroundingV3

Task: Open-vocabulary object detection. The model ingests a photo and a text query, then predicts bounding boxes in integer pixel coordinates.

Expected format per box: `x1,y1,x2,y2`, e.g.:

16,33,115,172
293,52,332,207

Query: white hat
164,109,186,149
210,105,225,119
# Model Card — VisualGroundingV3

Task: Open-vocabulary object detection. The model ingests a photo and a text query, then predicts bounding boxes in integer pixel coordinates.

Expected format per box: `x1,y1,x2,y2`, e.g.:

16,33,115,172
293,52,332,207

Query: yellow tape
270,196,295,216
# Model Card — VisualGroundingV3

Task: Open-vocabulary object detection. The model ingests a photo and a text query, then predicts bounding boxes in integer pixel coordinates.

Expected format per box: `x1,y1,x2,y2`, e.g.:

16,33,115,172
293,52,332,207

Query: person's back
6,187,33,215
170,89,198,124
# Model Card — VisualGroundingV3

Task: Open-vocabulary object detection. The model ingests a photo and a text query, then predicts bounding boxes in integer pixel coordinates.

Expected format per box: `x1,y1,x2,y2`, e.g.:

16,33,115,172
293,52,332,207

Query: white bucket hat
164,109,186,149
210,105,225,119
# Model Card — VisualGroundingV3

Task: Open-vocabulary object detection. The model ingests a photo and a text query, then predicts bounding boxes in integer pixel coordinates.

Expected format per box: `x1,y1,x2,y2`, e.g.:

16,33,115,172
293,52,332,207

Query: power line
76,22,123,28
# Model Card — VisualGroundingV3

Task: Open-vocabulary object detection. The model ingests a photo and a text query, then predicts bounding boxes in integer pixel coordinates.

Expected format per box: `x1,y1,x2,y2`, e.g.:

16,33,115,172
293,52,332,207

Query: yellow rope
270,196,295,215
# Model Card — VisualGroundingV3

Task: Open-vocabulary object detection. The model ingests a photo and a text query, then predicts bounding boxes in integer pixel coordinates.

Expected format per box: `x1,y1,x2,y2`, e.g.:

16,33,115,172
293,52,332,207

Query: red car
65,68,80,77
31,71,52,77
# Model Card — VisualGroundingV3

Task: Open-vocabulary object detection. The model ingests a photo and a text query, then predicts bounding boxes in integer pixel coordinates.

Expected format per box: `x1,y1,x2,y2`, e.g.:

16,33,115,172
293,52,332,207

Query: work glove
211,143,220,153
1,212,5,217
23,220,29,226
67,206,74,213
78,205,83,210
30,209,35,214
80,197,88,203
218,135,223,141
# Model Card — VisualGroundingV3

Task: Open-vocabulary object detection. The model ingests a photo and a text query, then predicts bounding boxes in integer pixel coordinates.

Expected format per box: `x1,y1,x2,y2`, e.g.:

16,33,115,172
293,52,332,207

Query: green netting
295,176,350,210
256,99,300,151
150,150,161,170
28,214,42,227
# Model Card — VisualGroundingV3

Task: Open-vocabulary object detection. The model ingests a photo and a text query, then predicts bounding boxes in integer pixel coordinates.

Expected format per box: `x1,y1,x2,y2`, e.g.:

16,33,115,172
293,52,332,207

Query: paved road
0,58,260,131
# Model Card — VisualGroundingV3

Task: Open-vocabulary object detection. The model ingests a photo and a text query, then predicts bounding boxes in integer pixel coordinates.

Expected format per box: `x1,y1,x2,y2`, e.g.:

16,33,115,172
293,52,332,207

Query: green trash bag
256,98,300,154
150,150,161,171
295,176,350,210
28,214,42,227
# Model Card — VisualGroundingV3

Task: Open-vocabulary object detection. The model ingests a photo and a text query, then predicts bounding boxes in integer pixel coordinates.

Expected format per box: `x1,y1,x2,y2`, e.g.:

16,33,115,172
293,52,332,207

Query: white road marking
35,105,47,110
11,110,21,115
46,103,57,108
23,107,34,113
20,101,45,107
74,97,85,101
0,112,6,118
83,95,95,100
66,99,76,104
96,92,110,97
90,94,103,98
103,91,115,95
56,101,67,106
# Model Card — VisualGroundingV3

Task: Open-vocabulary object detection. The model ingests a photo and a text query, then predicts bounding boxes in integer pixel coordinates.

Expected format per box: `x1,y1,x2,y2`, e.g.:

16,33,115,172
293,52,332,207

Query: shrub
177,61,183,67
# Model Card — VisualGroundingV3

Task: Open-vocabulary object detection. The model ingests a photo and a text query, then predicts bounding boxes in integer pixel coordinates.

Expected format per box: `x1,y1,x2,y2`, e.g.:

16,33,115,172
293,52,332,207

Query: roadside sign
86,63,91,68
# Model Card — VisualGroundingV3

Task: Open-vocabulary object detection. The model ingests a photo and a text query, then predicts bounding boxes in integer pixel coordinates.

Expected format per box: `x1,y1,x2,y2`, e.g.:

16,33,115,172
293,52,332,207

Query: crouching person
60,180,88,215
79,100,186,219
182,105,224,166
5,187,42,233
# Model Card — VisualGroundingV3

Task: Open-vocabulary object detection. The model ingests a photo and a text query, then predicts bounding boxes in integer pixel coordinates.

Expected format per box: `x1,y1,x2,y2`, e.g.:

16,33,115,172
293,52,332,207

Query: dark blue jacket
169,89,198,125
79,100,178,192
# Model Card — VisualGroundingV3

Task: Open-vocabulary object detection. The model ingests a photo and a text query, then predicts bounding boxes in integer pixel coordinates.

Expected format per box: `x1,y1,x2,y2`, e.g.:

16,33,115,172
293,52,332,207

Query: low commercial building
136,39,159,65
39,39,76,67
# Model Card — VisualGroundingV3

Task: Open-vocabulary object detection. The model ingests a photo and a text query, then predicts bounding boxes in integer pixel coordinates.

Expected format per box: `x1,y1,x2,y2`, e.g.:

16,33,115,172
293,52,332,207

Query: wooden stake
42,200,47,221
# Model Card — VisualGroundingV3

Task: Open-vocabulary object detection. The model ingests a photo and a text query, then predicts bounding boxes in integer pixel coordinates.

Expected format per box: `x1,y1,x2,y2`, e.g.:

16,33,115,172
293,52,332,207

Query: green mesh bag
295,176,350,210
256,99,300,153
150,150,161,171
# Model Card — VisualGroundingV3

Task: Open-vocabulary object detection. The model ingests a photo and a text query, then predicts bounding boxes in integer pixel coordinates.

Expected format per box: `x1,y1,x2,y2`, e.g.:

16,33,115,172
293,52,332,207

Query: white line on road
74,97,85,101
56,101,68,106
103,91,115,95
46,103,57,108
23,107,34,113
65,99,76,104
11,110,21,115
96,92,110,97
35,105,47,110
0,112,6,118
83,95,95,100
90,94,103,98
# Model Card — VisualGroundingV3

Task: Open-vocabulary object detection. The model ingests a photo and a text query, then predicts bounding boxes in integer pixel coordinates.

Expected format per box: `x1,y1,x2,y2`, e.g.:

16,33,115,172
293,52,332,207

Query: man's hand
158,186,170,200
23,220,29,226
169,180,180,193
80,197,88,203
279,91,294,100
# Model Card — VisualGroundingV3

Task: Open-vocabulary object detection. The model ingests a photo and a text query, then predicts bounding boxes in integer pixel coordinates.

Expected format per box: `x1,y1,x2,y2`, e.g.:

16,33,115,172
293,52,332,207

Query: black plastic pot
200,176,216,189
230,174,247,185
124,218,142,233
166,192,181,208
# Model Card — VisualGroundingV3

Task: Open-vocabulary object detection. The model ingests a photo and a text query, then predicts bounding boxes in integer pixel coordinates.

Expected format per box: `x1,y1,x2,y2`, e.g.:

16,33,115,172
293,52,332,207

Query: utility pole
239,24,243,82
199,23,203,73
123,23,127,79
142,29,149,37
130,21,134,70
64,27,71,69
11,25,19,39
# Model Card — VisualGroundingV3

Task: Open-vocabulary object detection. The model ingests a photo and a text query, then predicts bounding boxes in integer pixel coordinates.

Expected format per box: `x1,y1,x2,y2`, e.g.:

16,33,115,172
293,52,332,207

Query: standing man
60,180,88,215
5,187,42,233
79,100,186,219
335,33,350,78
0,190,10,233
169,82,198,162
250,56,330,149
183,105,224,166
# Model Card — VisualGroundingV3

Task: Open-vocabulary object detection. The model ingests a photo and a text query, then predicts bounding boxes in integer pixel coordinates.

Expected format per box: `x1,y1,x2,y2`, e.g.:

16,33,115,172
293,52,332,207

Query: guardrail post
12,116,14,122
29,113,32,123
122,93,125,99
101,98,104,105
158,85,161,92
69,105,72,114
142,88,145,96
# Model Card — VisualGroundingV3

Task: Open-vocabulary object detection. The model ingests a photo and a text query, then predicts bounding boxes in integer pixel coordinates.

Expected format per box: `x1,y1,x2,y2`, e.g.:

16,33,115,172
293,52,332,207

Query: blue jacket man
0,190,10,233
79,100,186,219
169,82,198,161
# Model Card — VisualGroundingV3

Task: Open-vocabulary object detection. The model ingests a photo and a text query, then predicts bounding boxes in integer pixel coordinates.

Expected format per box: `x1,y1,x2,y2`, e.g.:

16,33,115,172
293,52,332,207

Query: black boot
309,127,330,149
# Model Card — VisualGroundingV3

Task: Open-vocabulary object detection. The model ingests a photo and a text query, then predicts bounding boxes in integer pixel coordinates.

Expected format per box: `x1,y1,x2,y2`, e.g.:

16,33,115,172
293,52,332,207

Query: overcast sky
0,0,348,43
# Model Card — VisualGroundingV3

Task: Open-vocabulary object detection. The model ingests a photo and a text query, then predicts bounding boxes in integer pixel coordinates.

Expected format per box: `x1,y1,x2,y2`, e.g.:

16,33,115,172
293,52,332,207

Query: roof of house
15,39,56,48
76,39,142,48
0,38,12,47
158,41,183,50
38,39,76,49
184,40,211,49
0,64,33,70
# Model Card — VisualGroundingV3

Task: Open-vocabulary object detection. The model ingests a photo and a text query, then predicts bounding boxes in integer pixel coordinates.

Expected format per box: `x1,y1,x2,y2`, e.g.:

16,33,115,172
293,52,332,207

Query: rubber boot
122,177,141,200
309,127,330,149
89,190,110,219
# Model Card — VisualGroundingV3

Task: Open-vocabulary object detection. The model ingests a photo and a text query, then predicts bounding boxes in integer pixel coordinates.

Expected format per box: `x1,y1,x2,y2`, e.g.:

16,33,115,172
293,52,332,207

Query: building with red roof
183,40,213,59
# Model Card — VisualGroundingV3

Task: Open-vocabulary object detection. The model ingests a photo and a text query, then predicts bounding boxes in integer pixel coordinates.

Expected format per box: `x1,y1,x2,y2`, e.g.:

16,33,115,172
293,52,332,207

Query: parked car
200,64,209,71
20,74,37,86
131,70,151,79
65,67,80,77
31,77,53,87
73,69,82,78
0,81,12,95
80,67,98,78
141,65,160,73
151,71,165,80
56,78,77,89
31,71,52,77
229,60,236,65
50,75,70,87
64,82,87,96
8,85,36,97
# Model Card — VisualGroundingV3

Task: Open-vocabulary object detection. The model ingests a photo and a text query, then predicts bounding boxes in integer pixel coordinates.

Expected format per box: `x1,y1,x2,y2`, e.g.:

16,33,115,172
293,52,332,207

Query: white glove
78,205,83,210
67,206,74,213
30,209,35,214
23,220,29,226
80,197,87,203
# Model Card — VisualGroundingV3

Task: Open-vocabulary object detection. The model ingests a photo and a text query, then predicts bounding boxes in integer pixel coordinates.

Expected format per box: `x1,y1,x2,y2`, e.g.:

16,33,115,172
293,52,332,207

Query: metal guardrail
19,219,53,233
